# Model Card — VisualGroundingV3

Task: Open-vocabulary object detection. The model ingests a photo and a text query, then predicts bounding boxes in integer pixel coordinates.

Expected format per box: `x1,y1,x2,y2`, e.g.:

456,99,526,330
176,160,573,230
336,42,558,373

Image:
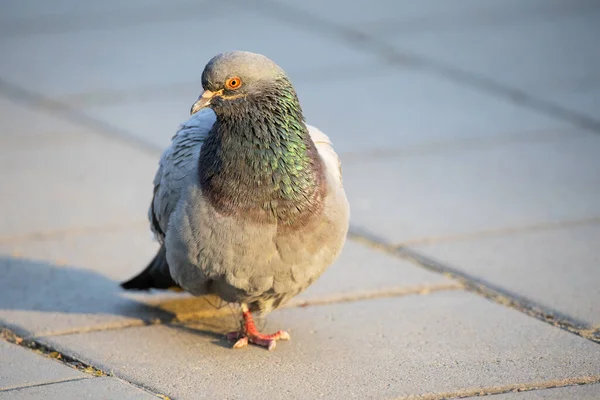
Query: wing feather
149,109,216,242
307,124,343,185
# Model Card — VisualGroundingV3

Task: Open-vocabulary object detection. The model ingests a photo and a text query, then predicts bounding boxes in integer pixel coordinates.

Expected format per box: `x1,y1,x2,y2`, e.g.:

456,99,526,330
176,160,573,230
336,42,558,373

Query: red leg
226,309,290,351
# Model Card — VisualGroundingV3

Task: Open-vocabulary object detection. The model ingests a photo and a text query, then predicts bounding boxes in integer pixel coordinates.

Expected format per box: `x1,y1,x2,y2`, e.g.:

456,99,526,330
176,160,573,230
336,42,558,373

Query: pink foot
226,311,290,351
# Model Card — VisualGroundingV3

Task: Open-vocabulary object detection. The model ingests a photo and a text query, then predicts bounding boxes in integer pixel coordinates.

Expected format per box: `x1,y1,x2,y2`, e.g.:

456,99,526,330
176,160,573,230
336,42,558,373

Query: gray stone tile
40,291,600,399
0,226,158,282
0,132,156,238
549,86,600,123
0,256,173,336
0,340,85,390
387,7,600,104
0,5,375,99
492,384,600,399
0,377,158,399
412,224,600,327
0,0,191,22
0,97,93,140
270,0,573,27
343,134,600,243
297,240,452,301
295,69,573,155
80,97,193,150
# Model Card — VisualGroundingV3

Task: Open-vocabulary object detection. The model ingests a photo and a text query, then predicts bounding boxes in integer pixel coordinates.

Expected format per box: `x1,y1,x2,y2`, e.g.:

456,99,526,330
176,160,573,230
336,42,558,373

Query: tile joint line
255,0,600,135
0,327,169,399
33,282,463,338
0,377,90,393
347,230,600,345
394,375,600,400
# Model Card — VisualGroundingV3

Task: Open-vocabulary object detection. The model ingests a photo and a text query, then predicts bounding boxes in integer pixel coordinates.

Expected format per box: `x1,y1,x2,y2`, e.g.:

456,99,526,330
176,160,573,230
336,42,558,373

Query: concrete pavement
1,0,599,398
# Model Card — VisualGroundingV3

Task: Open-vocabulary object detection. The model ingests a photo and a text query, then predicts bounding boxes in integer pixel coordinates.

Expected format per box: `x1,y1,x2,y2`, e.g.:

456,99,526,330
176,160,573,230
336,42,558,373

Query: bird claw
278,331,291,341
232,336,248,349
226,308,290,350
226,330,290,351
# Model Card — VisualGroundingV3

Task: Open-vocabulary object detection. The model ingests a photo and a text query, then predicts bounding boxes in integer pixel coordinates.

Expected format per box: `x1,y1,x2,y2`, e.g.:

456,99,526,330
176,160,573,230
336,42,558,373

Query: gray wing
149,109,216,243
307,124,343,186
121,109,216,291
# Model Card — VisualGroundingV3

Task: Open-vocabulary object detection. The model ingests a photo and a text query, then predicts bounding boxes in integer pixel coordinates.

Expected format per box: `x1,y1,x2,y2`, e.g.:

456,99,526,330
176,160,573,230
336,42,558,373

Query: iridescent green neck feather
198,78,325,226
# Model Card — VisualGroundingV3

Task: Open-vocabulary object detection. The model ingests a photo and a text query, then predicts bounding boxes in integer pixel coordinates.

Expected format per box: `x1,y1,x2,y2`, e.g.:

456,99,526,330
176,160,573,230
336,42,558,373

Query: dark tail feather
120,245,181,291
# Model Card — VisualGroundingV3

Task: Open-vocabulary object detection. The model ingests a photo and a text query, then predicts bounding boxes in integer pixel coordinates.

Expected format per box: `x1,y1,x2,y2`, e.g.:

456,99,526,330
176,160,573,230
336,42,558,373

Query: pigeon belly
164,179,349,314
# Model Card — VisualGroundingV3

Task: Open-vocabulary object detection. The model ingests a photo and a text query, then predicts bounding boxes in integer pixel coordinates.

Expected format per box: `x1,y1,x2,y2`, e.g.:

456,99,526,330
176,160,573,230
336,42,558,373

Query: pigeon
121,51,350,350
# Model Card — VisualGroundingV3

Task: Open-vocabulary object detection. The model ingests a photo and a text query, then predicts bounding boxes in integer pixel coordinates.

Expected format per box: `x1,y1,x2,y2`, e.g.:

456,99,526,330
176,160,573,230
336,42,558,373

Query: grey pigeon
121,51,350,350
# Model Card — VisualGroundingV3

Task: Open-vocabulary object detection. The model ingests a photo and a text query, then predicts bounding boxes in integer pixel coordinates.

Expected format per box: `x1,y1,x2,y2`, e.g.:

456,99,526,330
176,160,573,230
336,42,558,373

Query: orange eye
225,77,242,90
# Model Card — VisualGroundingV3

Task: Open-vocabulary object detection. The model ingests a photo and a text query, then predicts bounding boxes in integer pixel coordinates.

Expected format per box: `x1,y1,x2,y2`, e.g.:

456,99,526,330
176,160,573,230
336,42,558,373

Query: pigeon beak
190,90,220,115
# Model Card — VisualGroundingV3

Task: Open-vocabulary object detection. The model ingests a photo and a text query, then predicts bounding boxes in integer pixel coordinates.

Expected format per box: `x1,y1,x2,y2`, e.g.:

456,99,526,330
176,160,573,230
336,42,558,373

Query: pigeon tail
120,245,181,291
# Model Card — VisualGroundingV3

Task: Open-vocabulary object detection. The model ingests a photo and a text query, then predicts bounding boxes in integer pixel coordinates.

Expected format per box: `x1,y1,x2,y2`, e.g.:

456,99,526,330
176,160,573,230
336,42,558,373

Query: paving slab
269,0,574,28
492,384,600,399
548,86,600,124
0,0,193,23
297,239,452,301
0,226,158,282
0,97,96,141
0,129,157,238
0,340,86,390
79,97,201,150
294,69,574,156
0,3,375,99
0,376,159,399
412,223,600,327
385,5,600,117
343,134,600,244
0,256,173,337
40,291,600,399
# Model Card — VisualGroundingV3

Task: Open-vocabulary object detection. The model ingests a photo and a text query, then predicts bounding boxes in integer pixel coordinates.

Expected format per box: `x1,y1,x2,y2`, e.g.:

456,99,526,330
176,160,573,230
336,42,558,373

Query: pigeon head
192,52,324,225
191,51,296,116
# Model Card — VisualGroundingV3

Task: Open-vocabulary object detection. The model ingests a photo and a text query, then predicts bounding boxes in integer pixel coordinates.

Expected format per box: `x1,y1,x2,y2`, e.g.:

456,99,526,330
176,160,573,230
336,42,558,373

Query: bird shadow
0,255,238,348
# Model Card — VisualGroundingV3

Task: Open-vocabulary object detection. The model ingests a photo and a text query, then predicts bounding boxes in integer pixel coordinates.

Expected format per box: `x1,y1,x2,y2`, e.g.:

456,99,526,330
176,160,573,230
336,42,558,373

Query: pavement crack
396,375,600,399
394,216,600,247
0,377,90,393
0,327,171,399
33,320,152,338
0,327,108,377
285,283,463,309
347,228,600,345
